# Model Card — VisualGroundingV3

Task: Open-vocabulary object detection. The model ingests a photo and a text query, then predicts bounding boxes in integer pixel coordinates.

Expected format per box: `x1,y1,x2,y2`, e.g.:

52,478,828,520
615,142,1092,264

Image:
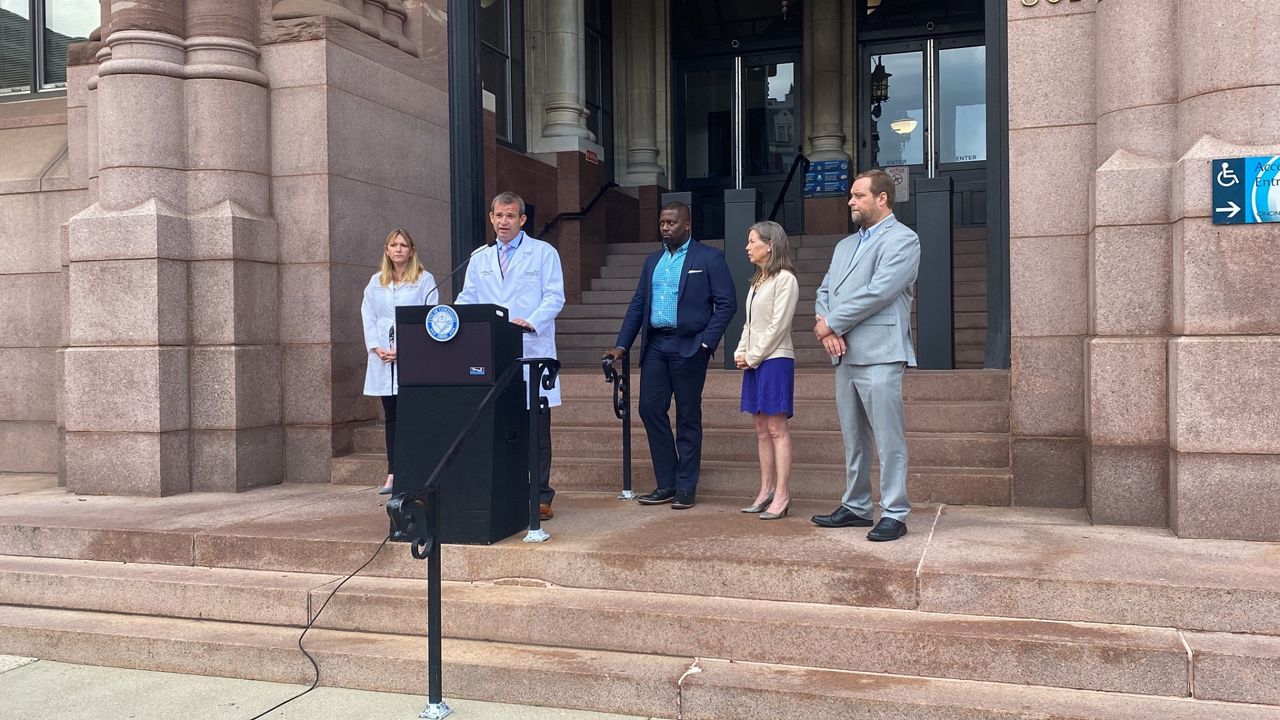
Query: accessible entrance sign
1211,156,1280,225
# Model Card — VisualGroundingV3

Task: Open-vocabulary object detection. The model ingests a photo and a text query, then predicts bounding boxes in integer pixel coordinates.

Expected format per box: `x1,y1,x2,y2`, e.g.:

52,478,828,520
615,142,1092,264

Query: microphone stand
425,243,488,302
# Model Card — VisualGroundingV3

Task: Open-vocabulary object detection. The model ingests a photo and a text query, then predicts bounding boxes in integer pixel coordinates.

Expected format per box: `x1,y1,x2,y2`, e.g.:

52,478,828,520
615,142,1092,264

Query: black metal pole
427,491,444,705
447,0,485,274
527,362,542,534
621,354,632,495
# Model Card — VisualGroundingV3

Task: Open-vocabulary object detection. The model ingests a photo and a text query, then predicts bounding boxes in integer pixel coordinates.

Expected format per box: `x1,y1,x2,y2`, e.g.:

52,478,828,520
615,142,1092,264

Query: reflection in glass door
862,36,986,226
677,52,802,239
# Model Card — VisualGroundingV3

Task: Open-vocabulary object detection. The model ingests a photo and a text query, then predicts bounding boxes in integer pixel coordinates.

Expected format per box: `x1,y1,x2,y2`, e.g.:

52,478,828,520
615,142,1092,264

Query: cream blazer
734,269,798,368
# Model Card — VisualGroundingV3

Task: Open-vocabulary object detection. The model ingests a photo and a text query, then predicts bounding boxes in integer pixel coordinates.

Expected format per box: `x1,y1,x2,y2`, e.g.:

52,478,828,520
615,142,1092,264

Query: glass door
677,56,735,240
860,35,986,227
743,53,803,234
676,50,803,240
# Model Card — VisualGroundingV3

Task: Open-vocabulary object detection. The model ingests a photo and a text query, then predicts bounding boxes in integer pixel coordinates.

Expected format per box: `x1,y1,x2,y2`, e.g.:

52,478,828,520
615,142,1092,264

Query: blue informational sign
803,160,851,198
1211,156,1280,225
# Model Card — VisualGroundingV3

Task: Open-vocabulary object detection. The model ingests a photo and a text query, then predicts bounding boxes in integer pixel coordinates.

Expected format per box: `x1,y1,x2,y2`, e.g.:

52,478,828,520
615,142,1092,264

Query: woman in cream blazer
733,220,799,520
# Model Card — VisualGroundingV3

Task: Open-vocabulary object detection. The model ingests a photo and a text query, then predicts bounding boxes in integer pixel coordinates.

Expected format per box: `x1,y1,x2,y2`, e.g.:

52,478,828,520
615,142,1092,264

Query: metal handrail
540,181,619,237
601,355,633,500
384,355,559,720
768,153,810,223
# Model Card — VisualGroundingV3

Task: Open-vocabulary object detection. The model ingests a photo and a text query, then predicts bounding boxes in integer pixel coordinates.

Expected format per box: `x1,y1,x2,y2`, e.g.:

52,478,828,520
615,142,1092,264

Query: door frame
673,47,804,239
850,0,1010,369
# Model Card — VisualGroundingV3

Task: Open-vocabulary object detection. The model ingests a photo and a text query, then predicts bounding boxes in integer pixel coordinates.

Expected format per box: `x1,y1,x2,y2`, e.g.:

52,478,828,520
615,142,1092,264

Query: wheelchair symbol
1216,162,1240,188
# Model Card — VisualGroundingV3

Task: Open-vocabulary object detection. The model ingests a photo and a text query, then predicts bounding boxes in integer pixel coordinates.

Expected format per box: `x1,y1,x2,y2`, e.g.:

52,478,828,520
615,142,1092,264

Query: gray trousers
834,361,910,521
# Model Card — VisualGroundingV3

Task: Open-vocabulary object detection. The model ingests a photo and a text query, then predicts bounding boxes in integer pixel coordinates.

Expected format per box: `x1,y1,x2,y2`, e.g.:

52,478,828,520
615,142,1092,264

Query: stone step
0,554,1219,699
0,606,684,718
580,289,642,304
1,605,1275,717
310,578,1199,699
682,658,1280,720
598,254,861,274
555,317,983,345
551,427,1010,468
0,555,338,627
560,295,986,321
588,267,990,292
350,398,1008,452
2,486,1277,635
557,347,849,367
550,458,1012,505
559,303,630,318
343,400,1011,447
332,452,1012,505
10,552,1280,708
559,368,1010,402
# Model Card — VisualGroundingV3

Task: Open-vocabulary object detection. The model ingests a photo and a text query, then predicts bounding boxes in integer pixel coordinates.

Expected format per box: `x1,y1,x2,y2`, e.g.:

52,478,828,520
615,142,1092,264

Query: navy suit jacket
615,240,737,358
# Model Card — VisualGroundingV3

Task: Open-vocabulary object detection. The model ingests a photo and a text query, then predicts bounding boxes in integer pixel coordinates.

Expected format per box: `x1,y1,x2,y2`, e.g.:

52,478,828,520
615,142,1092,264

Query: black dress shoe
671,492,696,510
637,487,677,505
867,517,908,542
810,506,873,528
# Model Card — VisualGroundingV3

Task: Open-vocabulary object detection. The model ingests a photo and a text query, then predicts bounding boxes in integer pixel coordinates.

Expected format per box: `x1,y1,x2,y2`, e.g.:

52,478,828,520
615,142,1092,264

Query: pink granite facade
0,0,1274,541
1009,0,1280,540
0,0,449,495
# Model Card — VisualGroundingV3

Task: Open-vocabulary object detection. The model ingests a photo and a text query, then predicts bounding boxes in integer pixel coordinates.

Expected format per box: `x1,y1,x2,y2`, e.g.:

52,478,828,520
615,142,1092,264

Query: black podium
391,303,529,545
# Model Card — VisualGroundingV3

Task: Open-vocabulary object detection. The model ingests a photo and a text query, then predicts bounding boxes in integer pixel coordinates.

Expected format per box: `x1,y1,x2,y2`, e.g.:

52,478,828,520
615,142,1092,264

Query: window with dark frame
1,0,96,98
583,0,613,179
479,0,526,150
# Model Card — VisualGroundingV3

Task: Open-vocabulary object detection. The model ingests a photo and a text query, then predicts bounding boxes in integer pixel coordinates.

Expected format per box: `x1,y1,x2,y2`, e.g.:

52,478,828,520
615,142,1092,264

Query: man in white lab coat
456,191,566,520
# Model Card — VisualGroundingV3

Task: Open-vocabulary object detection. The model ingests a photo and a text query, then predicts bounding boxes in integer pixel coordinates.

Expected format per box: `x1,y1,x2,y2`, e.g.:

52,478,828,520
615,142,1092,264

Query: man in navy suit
603,202,737,509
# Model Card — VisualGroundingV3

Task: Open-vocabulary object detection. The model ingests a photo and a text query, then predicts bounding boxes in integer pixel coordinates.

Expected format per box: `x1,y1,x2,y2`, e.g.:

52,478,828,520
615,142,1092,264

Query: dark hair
661,201,691,222
491,191,526,216
855,169,897,209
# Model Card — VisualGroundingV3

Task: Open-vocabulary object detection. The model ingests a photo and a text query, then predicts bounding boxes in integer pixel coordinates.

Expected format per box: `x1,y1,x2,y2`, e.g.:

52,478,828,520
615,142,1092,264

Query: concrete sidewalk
0,656,657,720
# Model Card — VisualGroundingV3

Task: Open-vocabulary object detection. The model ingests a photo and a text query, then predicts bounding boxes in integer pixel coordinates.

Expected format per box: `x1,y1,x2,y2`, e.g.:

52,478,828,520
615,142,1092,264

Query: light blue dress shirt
649,239,690,328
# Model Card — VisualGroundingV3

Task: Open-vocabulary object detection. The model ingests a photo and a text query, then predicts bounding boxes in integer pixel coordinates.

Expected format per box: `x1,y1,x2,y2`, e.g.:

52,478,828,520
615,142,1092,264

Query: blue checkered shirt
648,240,690,329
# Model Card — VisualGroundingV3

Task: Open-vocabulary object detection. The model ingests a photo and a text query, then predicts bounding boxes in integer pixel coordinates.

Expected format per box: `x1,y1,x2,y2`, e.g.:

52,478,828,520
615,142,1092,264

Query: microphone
424,243,488,302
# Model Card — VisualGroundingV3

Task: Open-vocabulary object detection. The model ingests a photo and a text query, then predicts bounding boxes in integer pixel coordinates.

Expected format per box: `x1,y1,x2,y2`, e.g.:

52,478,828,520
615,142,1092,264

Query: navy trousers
638,332,711,494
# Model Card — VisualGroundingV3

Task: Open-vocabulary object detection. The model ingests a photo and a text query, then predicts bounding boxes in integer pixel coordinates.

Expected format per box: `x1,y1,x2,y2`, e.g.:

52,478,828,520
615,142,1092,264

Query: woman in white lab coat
362,229,438,494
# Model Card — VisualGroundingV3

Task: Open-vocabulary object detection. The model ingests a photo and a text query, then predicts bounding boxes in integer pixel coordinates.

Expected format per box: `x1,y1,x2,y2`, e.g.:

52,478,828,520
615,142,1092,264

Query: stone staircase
0,479,1278,719
556,230,989,369
332,367,1014,506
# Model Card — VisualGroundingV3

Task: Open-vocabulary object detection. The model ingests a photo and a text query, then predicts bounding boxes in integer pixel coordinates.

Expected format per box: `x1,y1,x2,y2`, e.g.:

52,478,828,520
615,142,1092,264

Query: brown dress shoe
539,502,554,521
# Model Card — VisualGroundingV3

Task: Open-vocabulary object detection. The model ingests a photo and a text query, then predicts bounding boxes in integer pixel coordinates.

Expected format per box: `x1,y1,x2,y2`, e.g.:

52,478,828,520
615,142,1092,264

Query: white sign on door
886,166,910,203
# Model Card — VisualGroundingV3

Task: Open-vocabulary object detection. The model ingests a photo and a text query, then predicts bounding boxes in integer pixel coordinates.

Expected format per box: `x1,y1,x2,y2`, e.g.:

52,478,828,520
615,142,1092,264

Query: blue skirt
740,357,795,418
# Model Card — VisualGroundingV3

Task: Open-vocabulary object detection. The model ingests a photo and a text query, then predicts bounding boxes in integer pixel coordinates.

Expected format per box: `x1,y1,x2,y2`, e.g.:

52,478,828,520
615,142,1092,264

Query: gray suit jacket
814,215,920,367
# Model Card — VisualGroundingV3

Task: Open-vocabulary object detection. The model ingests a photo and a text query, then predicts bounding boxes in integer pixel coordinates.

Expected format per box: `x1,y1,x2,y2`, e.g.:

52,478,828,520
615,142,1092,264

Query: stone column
1165,0,1280,540
542,0,591,140
184,0,282,491
65,0,191,495
1084,0,1177,527
806,0,848,162
1005,0,1095,509
622,0,665,184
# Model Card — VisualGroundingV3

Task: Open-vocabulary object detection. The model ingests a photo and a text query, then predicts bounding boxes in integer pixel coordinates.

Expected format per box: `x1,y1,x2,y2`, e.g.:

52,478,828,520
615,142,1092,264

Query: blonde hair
747,220,795,287
379,228,425,286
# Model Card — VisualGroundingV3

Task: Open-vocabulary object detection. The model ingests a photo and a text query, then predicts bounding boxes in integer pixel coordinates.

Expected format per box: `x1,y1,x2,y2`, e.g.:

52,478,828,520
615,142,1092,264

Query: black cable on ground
248,534,392,719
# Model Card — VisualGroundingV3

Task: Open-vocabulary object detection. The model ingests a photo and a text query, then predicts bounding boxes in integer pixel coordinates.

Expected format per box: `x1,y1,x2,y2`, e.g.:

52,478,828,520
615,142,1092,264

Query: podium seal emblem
425,305,460,342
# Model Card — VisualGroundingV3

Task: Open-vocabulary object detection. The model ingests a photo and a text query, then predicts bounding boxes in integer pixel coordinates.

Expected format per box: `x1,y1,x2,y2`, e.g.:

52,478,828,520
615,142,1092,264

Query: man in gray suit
810,169,921,542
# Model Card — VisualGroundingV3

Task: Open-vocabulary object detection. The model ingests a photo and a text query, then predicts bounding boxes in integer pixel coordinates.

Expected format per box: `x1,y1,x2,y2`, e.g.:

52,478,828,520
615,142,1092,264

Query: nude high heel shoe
759,500,791,520
741,491,775,513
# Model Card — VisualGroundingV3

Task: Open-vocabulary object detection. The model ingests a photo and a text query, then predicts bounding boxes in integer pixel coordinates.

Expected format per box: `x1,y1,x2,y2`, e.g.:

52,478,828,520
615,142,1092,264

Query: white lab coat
455,232,565,407
361,271,439,396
